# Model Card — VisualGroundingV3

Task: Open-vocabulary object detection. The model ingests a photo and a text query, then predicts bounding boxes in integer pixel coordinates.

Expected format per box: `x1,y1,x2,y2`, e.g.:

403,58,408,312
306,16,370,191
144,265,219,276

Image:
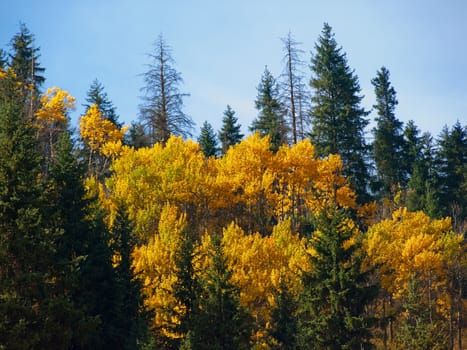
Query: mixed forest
0,22,466,349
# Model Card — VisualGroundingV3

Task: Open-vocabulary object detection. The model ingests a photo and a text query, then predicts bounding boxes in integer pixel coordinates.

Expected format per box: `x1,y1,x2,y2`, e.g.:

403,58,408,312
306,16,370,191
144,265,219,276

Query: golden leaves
79,104,128,154
35,86,75,125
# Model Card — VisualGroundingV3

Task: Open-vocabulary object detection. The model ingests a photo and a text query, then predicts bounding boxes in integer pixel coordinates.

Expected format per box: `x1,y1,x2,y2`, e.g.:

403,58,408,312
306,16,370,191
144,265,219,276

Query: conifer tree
111,205,151,349
250,66,288,152
309,23,370,202
126,121,150,149
190,235,250,350
269,280,298,350
371,67,406,199
8,23,45,90
435,121,467,223
172,231,200,349
84,78,120,127
0,68,58,349
298,208,378,349
139,34,194,145
198,120,218,157
405,128,440,217
218,105,243,155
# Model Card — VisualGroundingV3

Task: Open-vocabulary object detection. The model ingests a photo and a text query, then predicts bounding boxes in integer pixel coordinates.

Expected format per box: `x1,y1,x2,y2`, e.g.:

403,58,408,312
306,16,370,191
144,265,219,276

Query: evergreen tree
190,235,251,350
250,66,288,152
139,34,194,145
172,231,200,349
47,129,123,349
371,67,406,199
198,120,218,157
394,278,448,349
406,129,440,217
297,208,378,349
111,205,151,349
0,68,58,349
218,105,243,155
0,48,7,69
269,279,298,350
280,31,310,144
126,121,150,149
309,23,371,202
435,121,467,223
84,78,120,126
8,23,45,90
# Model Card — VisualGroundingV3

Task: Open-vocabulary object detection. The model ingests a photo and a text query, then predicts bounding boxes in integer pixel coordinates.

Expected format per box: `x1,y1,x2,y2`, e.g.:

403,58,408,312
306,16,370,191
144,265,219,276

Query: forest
0,22,465,350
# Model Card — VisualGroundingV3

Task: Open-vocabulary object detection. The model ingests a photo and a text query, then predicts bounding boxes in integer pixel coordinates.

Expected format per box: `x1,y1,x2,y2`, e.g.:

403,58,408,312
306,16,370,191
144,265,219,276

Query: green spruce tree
250,66,288,152
8,23,45,90
309,23,370,202
435,121,467,223
218,105,243,155
198,121,218,157
371,67,406,199
269,279,298,350
190,235,251,350
297,208,378,349
405,127,440,217
0,68,58,349
84,78,121,126
111,205,151,349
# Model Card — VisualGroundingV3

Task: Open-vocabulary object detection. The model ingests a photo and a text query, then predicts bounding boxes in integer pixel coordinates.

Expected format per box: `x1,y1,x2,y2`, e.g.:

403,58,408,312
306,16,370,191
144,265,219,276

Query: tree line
0,22,465,349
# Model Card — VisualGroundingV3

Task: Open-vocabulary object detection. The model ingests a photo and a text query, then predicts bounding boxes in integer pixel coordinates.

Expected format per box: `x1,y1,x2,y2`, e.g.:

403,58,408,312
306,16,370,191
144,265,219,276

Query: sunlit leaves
80,104,128,154
35,86,75,125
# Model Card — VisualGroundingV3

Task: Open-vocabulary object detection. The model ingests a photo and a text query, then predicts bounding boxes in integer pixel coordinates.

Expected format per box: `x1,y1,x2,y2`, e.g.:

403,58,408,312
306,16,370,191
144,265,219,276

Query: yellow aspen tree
34,86,75,159
132,203,187,340
365,208,461,345
79,104,128,176
213,220,307,346
215,133,275,233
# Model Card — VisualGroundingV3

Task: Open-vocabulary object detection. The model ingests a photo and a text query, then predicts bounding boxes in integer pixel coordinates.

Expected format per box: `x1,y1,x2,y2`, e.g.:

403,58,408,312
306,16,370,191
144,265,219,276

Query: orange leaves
35,86,75,126
79,104,128,154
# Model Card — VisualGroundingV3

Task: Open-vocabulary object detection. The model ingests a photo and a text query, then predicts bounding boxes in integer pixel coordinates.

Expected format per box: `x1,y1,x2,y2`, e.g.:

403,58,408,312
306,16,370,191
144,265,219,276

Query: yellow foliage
35,86,75,126
365,208,459,306
132,204,186,337
211,220,306,344
79,104,128,154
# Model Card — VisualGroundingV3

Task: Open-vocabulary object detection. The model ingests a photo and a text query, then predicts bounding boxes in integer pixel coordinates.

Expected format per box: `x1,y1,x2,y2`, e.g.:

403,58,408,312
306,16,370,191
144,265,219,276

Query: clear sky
1,0,466,138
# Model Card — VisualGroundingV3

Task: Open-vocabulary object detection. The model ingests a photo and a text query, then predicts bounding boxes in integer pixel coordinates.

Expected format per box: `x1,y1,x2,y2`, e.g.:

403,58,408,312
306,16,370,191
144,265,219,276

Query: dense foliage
0,23,465,350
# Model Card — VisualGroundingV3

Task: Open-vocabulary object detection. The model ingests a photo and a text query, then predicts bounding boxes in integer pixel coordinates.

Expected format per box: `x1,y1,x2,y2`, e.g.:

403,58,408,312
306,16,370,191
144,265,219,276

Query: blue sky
1,0,466,138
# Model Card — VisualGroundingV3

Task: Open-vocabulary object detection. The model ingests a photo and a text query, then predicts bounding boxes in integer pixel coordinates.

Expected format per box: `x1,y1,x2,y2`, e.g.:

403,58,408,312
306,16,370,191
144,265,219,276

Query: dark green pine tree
394,278,448,349
269,279,298,350
47,129,125,349
250,66,288,152
172,231,200,350
189,235,251,350
198,120,218,157
84,78,121,127
0,48,7,69
8,23,45,118
309,23,371,202
218,105,243,155
371,67,406,199
435,121,467,223
126,121,150,149
0,68,59,349
111,205,151,349
297,208,378,349
405,123,440,217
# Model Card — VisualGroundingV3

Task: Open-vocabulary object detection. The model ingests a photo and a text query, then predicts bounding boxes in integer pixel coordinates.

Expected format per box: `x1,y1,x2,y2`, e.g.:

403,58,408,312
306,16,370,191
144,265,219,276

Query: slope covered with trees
0,22,465,350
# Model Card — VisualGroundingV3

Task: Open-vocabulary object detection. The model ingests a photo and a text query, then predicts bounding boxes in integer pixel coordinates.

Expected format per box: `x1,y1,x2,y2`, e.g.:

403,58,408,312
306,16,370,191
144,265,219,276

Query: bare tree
139,34,194,145
279,31,310,144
